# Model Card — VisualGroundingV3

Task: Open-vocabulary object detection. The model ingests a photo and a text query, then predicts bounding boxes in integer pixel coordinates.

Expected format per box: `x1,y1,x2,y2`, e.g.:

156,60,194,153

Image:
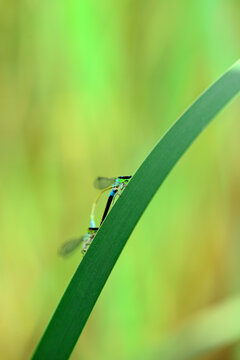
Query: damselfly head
118,176,132,179
88,227,99,234
116,176,132,185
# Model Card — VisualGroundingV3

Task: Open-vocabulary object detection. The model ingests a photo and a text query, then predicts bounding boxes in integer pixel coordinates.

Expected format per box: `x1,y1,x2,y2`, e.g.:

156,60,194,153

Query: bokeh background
0,0,240,359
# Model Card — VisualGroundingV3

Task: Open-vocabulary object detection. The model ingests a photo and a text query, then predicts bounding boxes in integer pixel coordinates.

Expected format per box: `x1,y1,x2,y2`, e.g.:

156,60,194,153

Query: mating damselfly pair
58,176,132,257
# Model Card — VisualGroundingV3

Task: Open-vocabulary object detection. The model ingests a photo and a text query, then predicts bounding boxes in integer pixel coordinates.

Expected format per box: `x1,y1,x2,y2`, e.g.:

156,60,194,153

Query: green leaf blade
32,60,240,360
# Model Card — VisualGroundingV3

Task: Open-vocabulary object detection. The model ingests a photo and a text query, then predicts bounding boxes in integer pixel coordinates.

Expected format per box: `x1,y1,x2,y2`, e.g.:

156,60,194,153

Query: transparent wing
93,177,116,189
58,236,84,257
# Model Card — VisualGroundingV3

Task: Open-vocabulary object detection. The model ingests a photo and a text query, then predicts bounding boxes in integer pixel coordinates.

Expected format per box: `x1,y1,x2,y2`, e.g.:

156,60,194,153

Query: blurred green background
0,0,240,359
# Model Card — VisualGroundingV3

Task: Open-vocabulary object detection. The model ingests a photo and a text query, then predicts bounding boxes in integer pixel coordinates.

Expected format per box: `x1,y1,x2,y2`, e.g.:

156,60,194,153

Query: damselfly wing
58,236,84,257
93,177,116,190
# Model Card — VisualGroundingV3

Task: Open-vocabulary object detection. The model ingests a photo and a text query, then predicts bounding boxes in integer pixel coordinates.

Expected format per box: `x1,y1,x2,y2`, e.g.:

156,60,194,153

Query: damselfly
91,176,132,226
58,176,131,258
58,227,98,257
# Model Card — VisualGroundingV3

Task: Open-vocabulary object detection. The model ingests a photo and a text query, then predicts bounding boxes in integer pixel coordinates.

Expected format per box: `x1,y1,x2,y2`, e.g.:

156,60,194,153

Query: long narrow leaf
32,60,240,360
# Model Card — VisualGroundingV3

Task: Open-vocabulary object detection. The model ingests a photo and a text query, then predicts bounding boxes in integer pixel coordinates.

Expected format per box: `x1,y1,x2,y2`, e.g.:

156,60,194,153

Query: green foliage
32,61,240,359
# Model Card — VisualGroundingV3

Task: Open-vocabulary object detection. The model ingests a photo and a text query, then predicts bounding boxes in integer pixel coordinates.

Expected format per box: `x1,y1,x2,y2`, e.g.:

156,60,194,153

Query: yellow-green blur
0,1,240,359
